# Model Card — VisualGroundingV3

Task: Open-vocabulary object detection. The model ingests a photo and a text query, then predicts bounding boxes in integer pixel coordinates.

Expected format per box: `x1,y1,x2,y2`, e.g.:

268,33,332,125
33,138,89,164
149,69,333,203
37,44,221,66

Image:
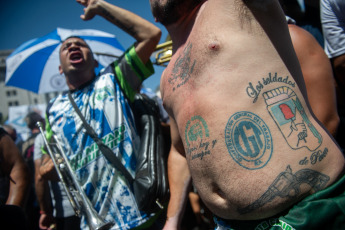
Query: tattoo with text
246,73,296,103
169,42,196,91
101,8,137,38
101,8,115,21
238,165,330,214
224,111,273,170
185,116,217,160
263,87,322,151
299,147,328,165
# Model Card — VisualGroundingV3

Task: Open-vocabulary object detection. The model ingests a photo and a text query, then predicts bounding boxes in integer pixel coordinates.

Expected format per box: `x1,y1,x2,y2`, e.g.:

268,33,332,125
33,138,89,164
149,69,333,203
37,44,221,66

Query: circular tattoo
225,111,273,169
185,116,209,148
184,116,218,160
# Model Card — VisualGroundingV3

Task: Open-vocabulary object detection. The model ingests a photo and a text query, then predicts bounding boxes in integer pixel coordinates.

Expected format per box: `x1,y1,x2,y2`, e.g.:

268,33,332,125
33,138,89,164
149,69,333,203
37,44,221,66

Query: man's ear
59,65,63,74
94,60,99,68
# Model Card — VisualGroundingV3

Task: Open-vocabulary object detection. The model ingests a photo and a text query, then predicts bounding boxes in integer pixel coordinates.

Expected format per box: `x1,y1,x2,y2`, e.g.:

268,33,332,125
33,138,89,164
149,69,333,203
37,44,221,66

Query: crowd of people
1,0,345,229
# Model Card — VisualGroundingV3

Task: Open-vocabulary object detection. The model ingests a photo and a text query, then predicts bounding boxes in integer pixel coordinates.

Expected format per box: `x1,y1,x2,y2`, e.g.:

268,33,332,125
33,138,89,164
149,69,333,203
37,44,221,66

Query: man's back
161,0,345,220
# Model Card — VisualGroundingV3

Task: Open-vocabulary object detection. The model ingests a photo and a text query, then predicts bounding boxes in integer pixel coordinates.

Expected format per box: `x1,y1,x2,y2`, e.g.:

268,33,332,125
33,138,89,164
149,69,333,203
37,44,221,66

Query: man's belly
178,97,345,220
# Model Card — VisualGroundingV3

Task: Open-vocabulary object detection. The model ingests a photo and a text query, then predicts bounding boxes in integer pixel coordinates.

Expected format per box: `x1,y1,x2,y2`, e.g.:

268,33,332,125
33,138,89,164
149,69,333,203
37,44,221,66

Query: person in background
34,132,81,230
22,111,45,230
149,0,345,229
39,0,161,229
0,126,30,230
302,0,324,46
278,0,340,137
277,0,324,47
3,124,18,143
23,111,45,176
3,124,24,149
321,0,345,150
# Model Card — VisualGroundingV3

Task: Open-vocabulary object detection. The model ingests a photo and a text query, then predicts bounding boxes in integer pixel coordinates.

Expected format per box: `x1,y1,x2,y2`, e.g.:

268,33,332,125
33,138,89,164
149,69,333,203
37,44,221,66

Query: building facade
0,49,57,122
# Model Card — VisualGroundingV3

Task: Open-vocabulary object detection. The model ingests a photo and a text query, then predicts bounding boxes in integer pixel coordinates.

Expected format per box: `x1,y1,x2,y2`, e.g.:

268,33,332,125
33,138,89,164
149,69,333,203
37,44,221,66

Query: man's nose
68,43,80,51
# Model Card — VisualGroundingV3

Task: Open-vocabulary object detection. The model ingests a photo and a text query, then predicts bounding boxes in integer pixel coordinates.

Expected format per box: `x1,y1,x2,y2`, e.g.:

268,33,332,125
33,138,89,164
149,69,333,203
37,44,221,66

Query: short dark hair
60,36,92,53
61,35,84,43
25,112,44,130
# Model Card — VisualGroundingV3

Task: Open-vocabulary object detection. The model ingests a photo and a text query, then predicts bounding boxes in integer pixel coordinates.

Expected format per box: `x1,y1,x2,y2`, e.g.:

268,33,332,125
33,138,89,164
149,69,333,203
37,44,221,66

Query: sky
0,0,169,92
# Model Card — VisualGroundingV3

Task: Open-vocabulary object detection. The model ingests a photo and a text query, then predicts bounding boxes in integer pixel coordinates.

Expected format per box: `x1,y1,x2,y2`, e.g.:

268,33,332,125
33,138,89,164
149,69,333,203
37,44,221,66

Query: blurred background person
3,124,18,144
280,0,324,47
2,124,24,150
321,0,345,151
22,111,45,230
279,0,340,138
0,126,30,230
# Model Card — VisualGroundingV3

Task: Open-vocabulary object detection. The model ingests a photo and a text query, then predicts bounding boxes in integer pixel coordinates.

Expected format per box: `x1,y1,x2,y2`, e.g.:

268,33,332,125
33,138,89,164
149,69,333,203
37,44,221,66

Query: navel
212,183,225,199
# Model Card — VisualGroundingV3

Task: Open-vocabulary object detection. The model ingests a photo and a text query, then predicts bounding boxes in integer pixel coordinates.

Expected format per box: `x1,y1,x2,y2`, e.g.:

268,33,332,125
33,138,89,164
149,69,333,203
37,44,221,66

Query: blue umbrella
5,27,125,94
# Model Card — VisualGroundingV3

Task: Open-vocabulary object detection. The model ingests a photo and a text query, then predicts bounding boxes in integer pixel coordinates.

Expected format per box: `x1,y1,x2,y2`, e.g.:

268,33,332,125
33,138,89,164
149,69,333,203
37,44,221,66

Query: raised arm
163,118,192,230
288,24,340,136
0,134,30,207
76,0,161,64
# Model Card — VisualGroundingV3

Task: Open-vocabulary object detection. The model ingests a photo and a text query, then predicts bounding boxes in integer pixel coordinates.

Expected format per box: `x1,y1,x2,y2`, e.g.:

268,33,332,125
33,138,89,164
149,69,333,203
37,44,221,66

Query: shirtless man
149,0,345,229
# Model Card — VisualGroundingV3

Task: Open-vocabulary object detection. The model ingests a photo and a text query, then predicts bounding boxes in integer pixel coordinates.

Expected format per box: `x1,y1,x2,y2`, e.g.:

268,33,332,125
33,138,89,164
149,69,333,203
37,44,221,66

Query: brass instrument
93,39,173,67
36,122,114,230
154,40,173,66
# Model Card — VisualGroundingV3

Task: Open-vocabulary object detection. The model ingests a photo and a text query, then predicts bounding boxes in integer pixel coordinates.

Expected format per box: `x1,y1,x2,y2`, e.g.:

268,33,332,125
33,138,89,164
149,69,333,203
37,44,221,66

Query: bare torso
161,0,345,220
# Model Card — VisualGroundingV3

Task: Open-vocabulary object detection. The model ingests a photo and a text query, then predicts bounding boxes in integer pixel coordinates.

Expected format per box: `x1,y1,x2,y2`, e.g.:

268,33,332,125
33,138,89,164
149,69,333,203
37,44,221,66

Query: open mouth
69,51,83,64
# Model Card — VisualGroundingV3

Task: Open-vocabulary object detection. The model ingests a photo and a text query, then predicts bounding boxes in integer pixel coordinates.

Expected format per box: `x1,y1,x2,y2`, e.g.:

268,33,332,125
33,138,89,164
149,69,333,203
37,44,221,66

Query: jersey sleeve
113,45,155,102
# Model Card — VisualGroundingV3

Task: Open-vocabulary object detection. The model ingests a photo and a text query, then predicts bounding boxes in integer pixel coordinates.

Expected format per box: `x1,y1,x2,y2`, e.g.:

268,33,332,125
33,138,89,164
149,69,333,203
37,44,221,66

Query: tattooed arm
76,0,161,64
163,118,192,230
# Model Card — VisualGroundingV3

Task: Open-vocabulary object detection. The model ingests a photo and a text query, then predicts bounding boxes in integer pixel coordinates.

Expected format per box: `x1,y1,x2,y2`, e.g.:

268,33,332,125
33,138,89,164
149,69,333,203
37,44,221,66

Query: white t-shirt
321,0,345,58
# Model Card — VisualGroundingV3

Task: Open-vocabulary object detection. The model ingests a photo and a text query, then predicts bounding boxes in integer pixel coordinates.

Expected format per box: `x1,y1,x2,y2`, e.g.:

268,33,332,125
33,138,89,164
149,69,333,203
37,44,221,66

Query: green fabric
115,45,154,102
278,173,345,229
214,173,345,230
41,115,52,154
114,59,137,101
125,45,154,82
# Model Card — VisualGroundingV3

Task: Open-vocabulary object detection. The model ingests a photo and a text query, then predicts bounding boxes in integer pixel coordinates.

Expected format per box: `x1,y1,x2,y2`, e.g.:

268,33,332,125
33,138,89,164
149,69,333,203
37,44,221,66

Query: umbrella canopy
5,28,125,94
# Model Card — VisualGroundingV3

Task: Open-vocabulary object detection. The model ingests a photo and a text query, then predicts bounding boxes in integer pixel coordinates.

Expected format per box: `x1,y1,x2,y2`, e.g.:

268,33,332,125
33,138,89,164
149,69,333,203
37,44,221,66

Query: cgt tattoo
185,116,217,160
238,165,330,214
225,111,273,170
168,42,196,91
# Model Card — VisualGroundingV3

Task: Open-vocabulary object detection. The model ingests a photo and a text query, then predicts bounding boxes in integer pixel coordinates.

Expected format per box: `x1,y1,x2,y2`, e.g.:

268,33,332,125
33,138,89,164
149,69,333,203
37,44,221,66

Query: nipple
208,42,220,51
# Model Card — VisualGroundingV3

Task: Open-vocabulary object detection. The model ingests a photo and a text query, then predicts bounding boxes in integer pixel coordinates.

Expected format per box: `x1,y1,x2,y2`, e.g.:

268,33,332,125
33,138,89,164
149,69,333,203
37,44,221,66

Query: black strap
68,91,134,184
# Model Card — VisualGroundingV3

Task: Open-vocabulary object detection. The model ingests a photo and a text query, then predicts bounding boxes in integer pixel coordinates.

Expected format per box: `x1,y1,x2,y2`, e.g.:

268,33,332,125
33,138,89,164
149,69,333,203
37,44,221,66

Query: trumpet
36,122,114,230
154,40,173,66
